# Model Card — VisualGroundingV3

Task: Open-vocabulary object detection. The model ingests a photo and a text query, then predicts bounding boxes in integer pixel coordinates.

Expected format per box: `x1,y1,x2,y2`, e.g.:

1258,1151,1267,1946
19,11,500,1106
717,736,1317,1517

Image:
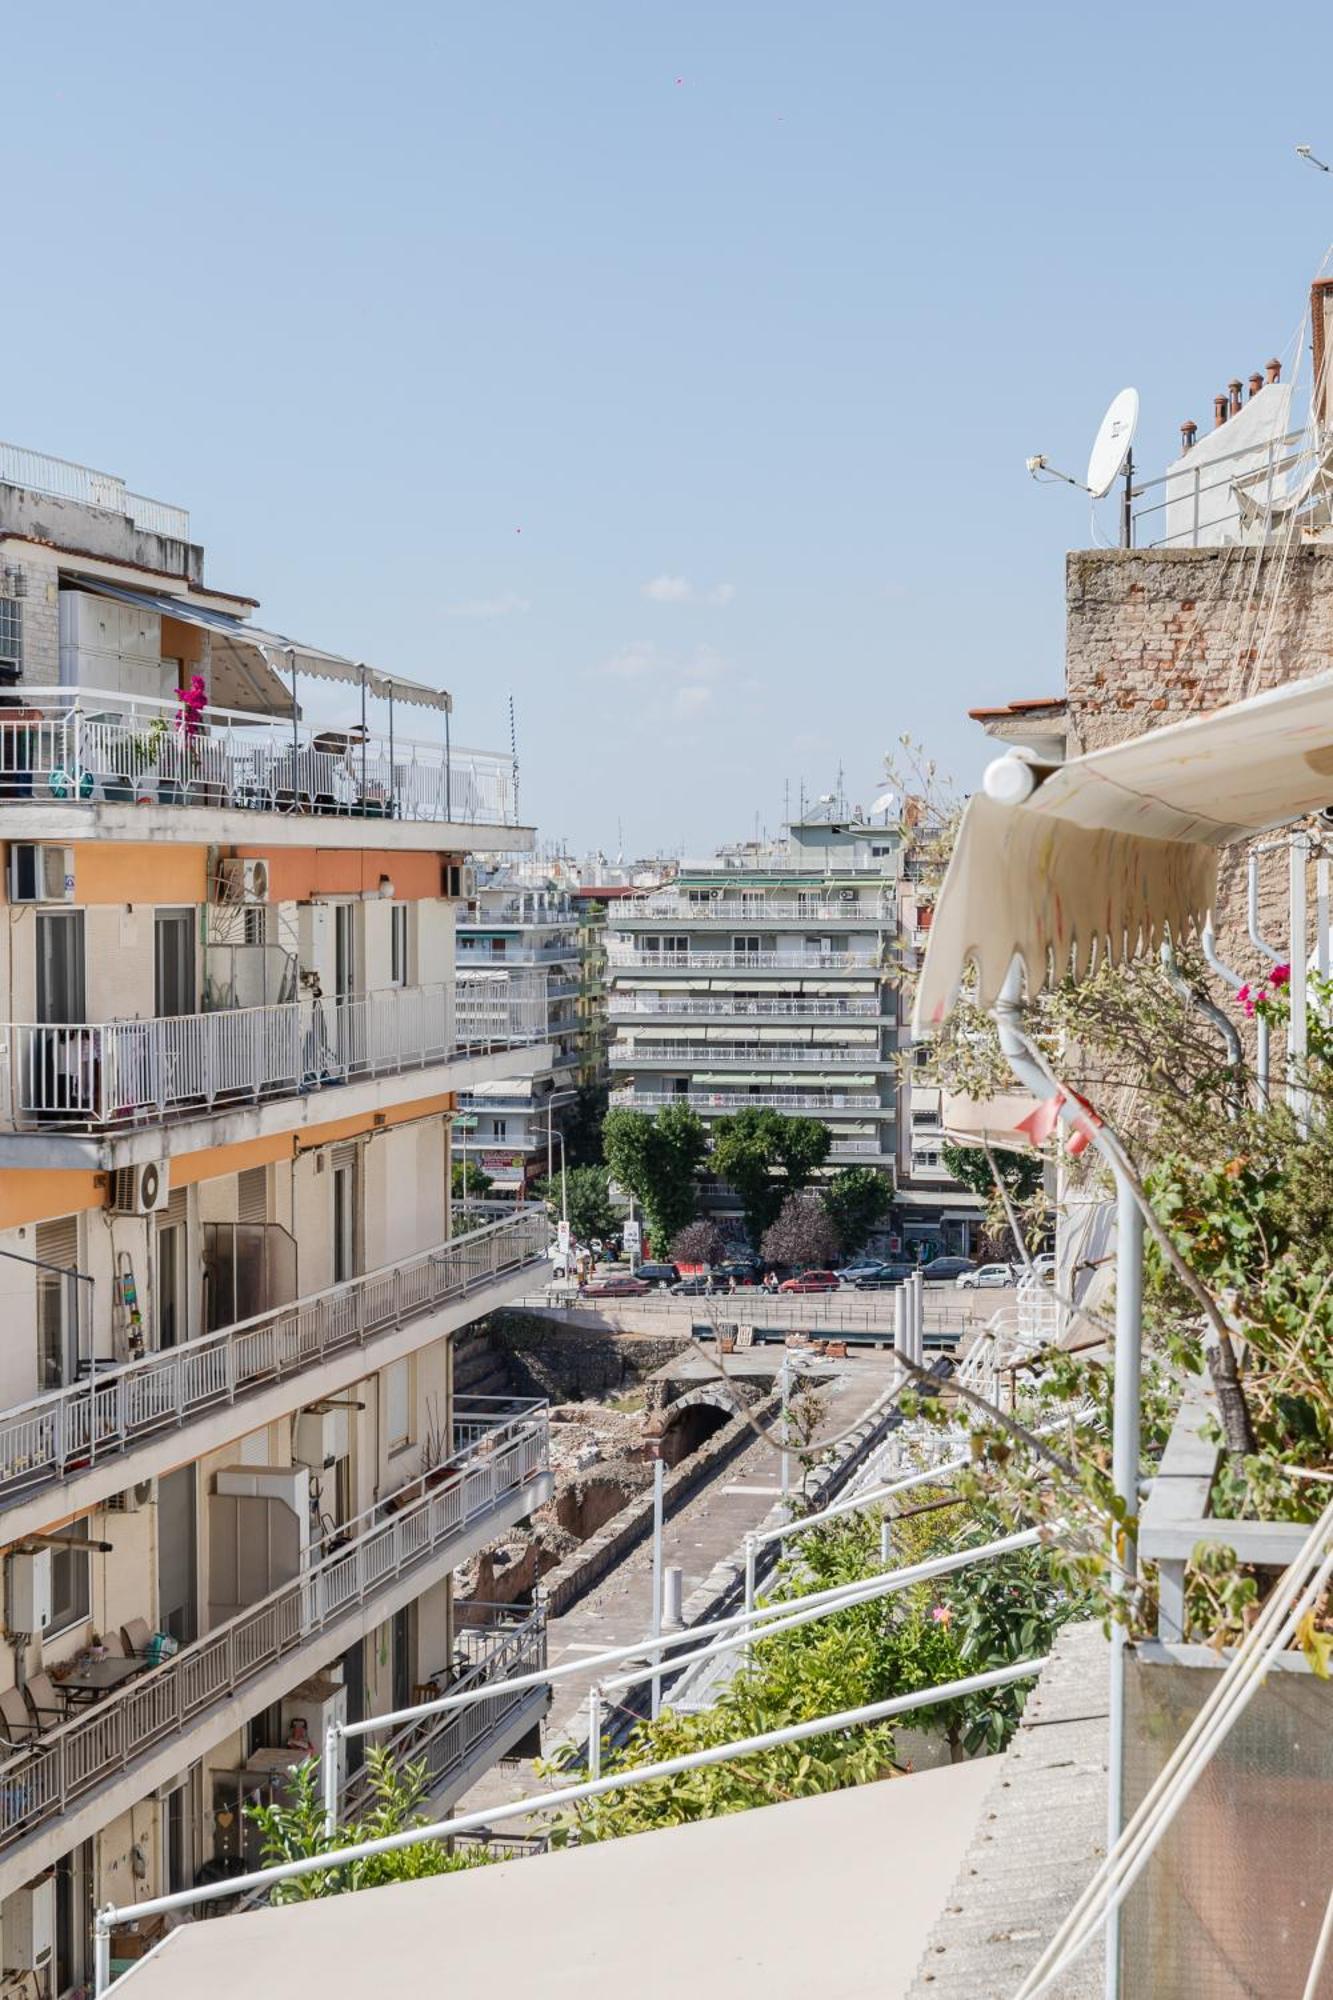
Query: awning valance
914,665,1333,1032
70,579,452,715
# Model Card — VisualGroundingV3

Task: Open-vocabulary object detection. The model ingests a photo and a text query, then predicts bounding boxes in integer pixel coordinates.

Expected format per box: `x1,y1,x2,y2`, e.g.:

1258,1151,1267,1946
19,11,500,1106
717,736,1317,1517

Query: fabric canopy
72,579,452,714
914,664,1333,1032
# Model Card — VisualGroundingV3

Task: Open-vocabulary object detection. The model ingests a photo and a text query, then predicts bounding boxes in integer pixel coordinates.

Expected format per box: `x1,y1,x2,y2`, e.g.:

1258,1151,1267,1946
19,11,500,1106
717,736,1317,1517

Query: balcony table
56,1655,145,1707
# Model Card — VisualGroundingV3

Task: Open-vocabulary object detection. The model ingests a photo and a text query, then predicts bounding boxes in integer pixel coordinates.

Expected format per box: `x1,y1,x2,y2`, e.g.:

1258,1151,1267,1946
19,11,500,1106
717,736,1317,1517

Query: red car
581,1275,651,1297
779,1270,841,1294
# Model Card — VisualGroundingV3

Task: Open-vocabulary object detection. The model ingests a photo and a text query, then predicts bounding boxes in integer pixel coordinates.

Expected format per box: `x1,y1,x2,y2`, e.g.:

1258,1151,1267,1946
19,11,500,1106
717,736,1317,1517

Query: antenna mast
508,693,519,820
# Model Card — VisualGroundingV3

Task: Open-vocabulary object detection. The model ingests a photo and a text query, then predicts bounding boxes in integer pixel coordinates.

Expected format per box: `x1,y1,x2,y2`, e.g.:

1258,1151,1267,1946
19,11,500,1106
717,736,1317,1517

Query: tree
563,1081,609,1169
602,1102,708,1249
761,1191,840,1269
821,1167,892,1255
246,1748,489,1902
670,1218,728,1266
533,1164,619,1244
451,1159,493,1203
711,1109,832,1244
940,1141,1044,1258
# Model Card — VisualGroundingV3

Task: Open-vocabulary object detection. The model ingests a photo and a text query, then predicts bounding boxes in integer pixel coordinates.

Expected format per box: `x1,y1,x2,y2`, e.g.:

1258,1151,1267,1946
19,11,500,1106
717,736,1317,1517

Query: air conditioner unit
294,1406,350,1471
8,844,74,906
2,1877,55,1977
838,888,858,902
111,1160,170,1216
6,1549,52,1635
215,856,270,904
444,862,477,902
107,1477,158,1514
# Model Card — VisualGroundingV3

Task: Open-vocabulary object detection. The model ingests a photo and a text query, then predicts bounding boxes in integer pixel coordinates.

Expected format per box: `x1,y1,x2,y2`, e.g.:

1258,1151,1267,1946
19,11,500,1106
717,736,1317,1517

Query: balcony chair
100,1631,128,1657
22,1671,66,1729
121,1617,153,1659
0,1688,38,1751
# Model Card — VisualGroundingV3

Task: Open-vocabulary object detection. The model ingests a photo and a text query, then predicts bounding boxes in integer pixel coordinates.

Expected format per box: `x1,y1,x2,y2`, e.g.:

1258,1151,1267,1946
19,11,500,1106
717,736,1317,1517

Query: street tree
602,1102,708,1250
670,1218,728,1267
821,1166,892,1255
710,1108,831,1244
761,1191,840,1269
533,1164,620,1244
450,1159,494,1203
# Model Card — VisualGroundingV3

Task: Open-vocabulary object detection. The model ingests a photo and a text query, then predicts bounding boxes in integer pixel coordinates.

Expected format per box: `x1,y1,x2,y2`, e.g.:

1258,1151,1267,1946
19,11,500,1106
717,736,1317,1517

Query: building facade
0,444,554,1991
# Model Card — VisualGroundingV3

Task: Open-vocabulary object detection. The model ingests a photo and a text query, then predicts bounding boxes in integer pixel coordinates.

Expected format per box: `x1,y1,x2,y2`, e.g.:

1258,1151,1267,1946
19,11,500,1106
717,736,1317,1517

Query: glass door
154,908,196,1017
157,1221,185,1349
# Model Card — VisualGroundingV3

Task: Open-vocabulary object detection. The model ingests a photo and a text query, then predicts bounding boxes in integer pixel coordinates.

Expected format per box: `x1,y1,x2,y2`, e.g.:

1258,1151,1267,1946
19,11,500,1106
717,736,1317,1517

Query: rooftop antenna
1027,386,1140,548
1297,144,1332,172
507,693,519,819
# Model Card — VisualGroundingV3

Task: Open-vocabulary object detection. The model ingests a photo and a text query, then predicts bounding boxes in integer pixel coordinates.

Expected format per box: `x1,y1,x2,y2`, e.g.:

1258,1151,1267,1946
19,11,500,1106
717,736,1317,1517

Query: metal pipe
91,1656,1052,1972
587,1684,602,1779
1104,1168,1143,1999
1317,855,1330,980
780,1351,791,1500
650,1454,665,1718
1248,848,1283,1102
321,1721,339,1838
1289,834,1310,1135
1159,943,1242,1076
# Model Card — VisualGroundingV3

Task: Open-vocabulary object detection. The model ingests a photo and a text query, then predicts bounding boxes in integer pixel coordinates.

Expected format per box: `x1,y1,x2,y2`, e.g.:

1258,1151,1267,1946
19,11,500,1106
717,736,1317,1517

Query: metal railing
0,1210,550,1507
609,1041,883,1069
608,1087,881,1111
0,686,517,826
0,1400,549,1857
618,896,892,924
456,942,577,966
340,1604,546,1817
0,443,191,540
606,947,881,972
608,995,882,1020
1130,425,1314,550
6,975,545,1132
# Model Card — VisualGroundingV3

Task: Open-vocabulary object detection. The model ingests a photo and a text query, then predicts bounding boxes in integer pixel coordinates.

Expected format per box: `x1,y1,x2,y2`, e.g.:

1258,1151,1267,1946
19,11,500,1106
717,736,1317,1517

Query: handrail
608,996,881,1018
0,1209,551,1507
609,1041,882,1067
4,975,546,1130
605,949,881,971
0,1403,550,1858
609,1088,881,1111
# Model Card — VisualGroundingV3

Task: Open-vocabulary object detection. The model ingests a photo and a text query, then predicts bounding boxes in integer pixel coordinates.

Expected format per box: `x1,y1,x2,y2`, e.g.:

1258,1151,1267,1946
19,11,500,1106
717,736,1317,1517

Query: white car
955,1263,1015,1290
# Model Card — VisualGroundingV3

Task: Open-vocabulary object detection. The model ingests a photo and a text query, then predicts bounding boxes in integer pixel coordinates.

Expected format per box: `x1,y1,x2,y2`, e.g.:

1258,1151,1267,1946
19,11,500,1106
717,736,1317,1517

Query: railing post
587,1684,602,1779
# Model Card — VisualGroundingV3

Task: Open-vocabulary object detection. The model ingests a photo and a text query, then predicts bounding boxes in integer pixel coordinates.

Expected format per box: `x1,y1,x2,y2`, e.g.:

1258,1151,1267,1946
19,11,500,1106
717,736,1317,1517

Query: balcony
0,1209,550,1529
4,976,546,1137
0,686,517,831
619,895,893,925
606,948,881,973
0,1401,551,1882
0,441,190,541
608,994,881,1020
610,1041,884,1069
609,1087,881,1113
341,1603,547,1817
456,942,578,967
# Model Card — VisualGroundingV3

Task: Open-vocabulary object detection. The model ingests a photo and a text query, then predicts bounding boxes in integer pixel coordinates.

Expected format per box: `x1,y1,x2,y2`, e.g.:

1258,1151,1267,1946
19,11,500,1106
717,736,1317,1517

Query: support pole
1318,854,1330,981
779,1352,791,1500
893,1285,907,1384
322,1722,340,1839
94,1914,112,1998
880,1514,892,1566
1289,833,1310,1136
1105,1168,1144,2000
587,1685,602,1779
650,1454,665,1718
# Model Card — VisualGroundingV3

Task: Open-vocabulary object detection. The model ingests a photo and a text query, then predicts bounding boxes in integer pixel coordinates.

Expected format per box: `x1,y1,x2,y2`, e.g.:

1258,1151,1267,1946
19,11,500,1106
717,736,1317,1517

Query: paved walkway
454,1347,904,1819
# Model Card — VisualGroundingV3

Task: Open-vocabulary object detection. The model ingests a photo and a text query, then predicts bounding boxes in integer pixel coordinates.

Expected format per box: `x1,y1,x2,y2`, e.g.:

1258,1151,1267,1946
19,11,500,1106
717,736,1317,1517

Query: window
332,1151,358,1285
390,904,410,987
154,909,196,1018
48,1520,91,1637
491,1118,507,1139
36,909,86,1024
385,1358,412,1453
0,594,21,676
36,1217,79,1390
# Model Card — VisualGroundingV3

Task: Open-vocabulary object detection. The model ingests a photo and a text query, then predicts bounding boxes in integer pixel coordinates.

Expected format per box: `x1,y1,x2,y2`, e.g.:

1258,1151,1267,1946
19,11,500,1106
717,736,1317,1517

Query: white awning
71,579,452,714
914,665,1333,1031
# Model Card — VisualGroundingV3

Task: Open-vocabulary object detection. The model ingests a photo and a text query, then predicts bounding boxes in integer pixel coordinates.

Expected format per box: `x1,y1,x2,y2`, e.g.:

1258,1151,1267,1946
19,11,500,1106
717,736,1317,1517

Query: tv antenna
1026,386,1141,547
1297,144,1332,173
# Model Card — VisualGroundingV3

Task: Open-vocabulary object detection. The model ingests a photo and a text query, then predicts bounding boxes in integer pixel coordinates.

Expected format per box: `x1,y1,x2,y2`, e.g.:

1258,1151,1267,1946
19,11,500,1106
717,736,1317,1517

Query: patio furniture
121,1616,153,1657
58,1656,143,1705
23,1670,67,1727
0,1688,38,1749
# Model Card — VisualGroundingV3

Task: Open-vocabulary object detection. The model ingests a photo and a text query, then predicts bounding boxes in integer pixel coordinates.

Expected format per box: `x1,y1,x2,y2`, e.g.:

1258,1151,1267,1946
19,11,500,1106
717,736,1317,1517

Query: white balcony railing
608,995,881,1020
0,686,516,826
620,895,893,924
605,949,880,972
0,1209,550,1508
341,1603,547,1817
609,1087,881,1112
0,1400,549,1857
610,1041,882,1069
6,975,546,1132
0,442,191,540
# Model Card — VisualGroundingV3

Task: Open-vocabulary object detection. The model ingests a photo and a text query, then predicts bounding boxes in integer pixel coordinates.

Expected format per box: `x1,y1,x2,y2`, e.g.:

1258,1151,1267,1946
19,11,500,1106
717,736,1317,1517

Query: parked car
852,1263,918,1290
581,1274,651,1297
713,1260,762,1287
837,1257,886,1280
635,1262,680,1290
956,1262,1015,1290
779,1269,841,1294
669,1275,717,1296
921,1256,977,1282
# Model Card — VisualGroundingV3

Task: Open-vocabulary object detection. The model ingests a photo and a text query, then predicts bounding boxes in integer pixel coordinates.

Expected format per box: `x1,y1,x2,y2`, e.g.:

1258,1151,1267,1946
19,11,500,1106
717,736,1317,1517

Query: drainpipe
993,961,1139,2000
1247,849,1283,1103
1289,834,1310,1136
1159,943,1242,1112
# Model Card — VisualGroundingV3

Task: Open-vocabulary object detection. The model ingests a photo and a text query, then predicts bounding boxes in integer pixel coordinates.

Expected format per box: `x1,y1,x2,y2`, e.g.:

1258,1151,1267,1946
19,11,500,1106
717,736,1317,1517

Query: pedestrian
728,1274,737,1296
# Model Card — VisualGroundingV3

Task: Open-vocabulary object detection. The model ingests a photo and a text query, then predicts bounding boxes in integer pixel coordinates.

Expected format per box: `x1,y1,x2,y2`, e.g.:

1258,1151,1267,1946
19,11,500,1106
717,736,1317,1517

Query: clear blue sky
7,2,1333,853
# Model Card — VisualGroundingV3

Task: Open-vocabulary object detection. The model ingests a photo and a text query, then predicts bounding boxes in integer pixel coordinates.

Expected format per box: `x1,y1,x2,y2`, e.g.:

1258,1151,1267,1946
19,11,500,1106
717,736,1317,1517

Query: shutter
161,1187,187,1227
330,1143,358,1174
237,1168,267,1225
36,1218,79,1270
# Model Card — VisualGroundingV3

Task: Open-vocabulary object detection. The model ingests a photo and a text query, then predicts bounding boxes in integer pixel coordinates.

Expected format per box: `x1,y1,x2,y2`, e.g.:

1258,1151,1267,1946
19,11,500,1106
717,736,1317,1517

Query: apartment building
454,870,582,1195
606,809,901,1235
0,443,554,1992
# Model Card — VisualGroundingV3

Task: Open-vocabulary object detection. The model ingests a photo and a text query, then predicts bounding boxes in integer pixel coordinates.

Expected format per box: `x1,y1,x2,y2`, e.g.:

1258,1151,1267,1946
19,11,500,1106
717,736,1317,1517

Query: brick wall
1065,545,1333,973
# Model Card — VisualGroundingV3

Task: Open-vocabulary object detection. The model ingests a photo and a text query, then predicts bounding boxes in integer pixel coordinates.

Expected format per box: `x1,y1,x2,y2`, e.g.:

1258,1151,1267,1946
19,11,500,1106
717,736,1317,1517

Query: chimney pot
1267,357,1282,384
1228,379,1243,417
1181,420,1198,451
1214,394,1229,427
1249,372,1264,398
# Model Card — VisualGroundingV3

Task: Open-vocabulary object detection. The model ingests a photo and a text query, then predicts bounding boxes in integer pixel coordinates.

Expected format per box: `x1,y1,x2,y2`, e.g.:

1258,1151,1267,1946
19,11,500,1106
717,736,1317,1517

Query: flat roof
117,1760,998,2000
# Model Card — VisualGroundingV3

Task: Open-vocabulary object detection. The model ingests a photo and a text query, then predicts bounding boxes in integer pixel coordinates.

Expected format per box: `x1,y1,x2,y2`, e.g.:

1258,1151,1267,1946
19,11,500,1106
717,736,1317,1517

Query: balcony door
36,909,85,1023
157,1463,198,1643
154,908,196,1018
331,1144,360,1284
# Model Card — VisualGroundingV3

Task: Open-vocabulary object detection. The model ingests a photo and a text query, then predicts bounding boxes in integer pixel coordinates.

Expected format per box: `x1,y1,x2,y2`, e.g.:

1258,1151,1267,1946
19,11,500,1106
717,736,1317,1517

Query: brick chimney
1180,420,1198,451
1214,394,1229,428
1248,372,1264,399
1266,357,1282,384
1228,379,1244,417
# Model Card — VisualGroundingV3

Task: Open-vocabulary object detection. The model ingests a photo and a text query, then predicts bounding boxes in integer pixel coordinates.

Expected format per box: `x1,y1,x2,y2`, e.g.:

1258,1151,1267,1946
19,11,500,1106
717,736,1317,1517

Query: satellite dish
871,789,897,817
1086,388,1140,499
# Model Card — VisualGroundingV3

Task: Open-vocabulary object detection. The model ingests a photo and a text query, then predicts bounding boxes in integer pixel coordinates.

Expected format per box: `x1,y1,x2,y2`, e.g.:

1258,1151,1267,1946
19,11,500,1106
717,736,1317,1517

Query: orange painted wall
73,843,207,906
235,847,446,903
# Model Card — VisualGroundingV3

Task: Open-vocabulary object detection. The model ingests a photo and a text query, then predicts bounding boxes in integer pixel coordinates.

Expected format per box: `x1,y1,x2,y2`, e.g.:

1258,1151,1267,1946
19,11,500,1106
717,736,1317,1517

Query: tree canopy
821,1166,893,1255
670,1218,729,1266
533,1164,620,1244
710,1108,832,1245
602,1102,708,1251
761,1191,841,1269
451,1159,493,1202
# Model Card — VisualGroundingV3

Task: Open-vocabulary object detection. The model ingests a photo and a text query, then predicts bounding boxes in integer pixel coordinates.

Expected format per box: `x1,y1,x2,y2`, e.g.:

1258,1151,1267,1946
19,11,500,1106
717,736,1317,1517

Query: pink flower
1271,964,1290,989
931,1604,952,1628
1236,985,1250,1006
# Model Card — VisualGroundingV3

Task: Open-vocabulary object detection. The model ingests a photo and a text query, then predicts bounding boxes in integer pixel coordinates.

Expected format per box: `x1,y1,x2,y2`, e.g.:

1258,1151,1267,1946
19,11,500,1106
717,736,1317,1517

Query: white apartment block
0,443,555,1991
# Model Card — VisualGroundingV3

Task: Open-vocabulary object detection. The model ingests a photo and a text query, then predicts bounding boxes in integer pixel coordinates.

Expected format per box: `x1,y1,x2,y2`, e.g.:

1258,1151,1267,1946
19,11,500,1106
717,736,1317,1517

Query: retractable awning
913,665,1333,1033
71,579,452,715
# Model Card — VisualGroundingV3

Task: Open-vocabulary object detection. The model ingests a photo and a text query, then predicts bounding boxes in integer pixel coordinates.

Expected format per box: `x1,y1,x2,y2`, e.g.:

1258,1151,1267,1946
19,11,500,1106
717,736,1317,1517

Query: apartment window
0,595,21,676
331,1145,359,1285
645,935,688,957
36,1217,80,1390
48,1520,91,1637
390,904,411,987
492,1118,508,1140
36,909,86,1024
385,1358,413,1454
